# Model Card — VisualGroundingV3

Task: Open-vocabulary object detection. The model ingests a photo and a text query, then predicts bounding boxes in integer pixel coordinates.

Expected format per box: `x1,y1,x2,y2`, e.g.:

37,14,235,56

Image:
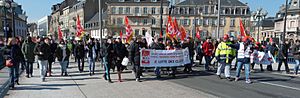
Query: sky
15,0,286,23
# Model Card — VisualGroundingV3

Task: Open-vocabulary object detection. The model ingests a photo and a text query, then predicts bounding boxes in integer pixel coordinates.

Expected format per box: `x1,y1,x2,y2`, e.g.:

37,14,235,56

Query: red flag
173,17,179,38
196,27,201,40
58,26,63,41
239,19,247,37
179,25,186,40
120,30,123,39
125,16,134,43
160,31,163,38
76,15,84,37
166,16,174,40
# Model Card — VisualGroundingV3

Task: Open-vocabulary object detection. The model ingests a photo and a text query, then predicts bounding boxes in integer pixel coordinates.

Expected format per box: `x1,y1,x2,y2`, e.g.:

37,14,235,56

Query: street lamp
251,8,268,43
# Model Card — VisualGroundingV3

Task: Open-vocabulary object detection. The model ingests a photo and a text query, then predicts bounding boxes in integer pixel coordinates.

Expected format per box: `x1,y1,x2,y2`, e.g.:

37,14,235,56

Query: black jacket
75,44,85,58
182,42,195,57
34,43,51,60
49,43,58,62
55,46,71,61
278,44,288,60
129,42,147,65
3,45,23,63
150,42,165,50
114,42,128,60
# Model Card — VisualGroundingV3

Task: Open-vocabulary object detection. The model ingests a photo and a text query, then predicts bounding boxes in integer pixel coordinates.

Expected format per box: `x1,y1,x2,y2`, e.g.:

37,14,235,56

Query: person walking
86,38,97,76
215,34,235,81
277,40,290,73
265,41,277,71
21,36,36,78
202,37,214,71
196,41,204,66
102,37,114,83
228,37,253,84
56,41,71,76
75,40,85,72
181,37,195,74
129,35,147,82
149,37,165,78
113,38,127,82
4,38,23,89
34,37,51,82
48,39,57,76
291,40,300,75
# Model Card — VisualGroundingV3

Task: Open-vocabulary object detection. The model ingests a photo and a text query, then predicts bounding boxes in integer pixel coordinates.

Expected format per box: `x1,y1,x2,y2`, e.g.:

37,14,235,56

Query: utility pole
99,0,103,47
216,0,221,38
282,0,288,43
160,0,163,38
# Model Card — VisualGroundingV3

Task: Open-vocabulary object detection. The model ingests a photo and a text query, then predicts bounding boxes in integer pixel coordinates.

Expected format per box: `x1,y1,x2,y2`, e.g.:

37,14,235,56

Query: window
151,30,156,37
209,19,212,26
112,7,116,14
143,19,148,25
199,19,203,26
204,6,209,14
151,7,156,14
143,7,148,14
183,19,188,25
117,18,123,24
204,18,209,26
151,19,156,25
135,7,140,14
151,0,157,2
135,29,139,35
210,6,215,14
230,18,235,26
195,19,199,25
119,0,124,2
220,18,225,26
125,7,131,14
212,19,217,26
290,21,296,27
119,7,123,14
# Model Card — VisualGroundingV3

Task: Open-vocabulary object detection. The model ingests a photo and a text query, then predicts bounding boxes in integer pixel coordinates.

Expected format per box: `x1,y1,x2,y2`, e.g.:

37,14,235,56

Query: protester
113,38,127,82
215,34,235,81
202,37,214,71
48,39,57,76
277,40,290,73
21,36,36,78
291,40,300,75
86,38,97,76
56,41,71,76
75,40,85,72
129,35,147,82
182,37,195,74
227,37,253,84
150,37,165,78
265,41,277,71
251,42,264,72
196,41,203,66
34,37,51,82
102,37,114,83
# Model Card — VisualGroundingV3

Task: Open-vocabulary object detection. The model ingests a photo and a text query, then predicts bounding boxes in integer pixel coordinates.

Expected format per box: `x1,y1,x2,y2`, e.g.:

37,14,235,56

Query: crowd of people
0,33,299,89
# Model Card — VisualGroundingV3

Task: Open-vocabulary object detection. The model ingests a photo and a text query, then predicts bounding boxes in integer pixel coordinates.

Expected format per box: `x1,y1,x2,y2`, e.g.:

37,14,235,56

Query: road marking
259,82,300,91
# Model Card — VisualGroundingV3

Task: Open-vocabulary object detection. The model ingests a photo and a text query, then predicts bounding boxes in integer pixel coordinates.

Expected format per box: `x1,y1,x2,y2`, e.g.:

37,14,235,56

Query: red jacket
202,41,214,56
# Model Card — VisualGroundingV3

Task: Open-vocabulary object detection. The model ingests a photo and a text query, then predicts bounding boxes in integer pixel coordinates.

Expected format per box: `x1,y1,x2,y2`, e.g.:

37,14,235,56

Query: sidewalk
4,61,217,98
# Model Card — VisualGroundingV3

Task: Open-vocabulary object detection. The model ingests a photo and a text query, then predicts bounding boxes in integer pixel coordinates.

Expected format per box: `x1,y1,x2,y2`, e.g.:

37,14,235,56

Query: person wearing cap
129,35,147,82
215,34,235,81
34,37,51,82
150,37,165,79
202,37,214,71
227,37,253,84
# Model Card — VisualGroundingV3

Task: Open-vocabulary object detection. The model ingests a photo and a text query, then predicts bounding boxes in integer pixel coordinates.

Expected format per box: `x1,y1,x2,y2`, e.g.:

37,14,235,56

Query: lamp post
251,8,268,43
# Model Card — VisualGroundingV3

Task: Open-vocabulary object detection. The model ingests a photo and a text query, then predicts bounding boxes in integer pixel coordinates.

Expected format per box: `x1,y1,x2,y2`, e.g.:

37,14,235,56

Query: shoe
136,78,141,82
16,82,20,85
89,73,92,76
235,77,239,81
42,78,46,82
156,76,161,79
108,80,113,83
61,73,64,76
26,75,30,78
103,76,107,80
64,73,68,76
226,77,232,81
246,80,252,84
118,79,123,82
217,75,222,79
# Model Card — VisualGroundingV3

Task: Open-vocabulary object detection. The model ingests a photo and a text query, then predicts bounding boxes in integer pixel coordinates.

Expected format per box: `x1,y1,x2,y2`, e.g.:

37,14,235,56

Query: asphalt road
166,66,300,98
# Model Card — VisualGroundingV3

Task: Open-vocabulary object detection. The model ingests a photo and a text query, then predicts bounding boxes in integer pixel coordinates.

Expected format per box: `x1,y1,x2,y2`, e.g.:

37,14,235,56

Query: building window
119,7,123,14
220,18,225,26
210,6,215,14
143,19,148,25
117,18,123,25
204,6,209,14
151,7,156,14
230,18,235,27
151,18,156,25
151,30,156,36
112,7,116,14
112,18,116,24
135,7,140,14
199,19,203,26
143,7,148,14
183,19,188,25
204,18,209,26
135,29,139,35
125,7,131,14
290,21,296,27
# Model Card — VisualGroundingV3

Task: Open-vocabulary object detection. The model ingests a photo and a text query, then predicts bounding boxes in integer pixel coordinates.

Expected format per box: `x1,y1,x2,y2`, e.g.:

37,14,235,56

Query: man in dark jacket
113,38,127,82
21,36,36,78
181,37,195,73
56,41,71,76
130,35,147,82
102,37,114,83
265,42,278,71
75,40,85,72
277,40,290,73
150,37,165,78
34,37,51,82
47,39,57,76
292,40,300,75
86,38,97,76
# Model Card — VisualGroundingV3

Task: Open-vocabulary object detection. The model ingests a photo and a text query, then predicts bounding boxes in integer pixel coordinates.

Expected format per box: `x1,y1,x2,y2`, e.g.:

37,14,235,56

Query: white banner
140,48,191,67
251,51,275,65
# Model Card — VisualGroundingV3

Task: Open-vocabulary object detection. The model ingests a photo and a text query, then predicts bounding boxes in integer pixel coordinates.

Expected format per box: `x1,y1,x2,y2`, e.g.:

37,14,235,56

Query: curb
0,67,10,98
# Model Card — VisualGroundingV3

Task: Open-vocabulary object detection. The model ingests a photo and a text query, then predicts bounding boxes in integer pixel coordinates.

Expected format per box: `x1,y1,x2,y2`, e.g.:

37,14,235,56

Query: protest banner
140,48,191,67
251,51,275,65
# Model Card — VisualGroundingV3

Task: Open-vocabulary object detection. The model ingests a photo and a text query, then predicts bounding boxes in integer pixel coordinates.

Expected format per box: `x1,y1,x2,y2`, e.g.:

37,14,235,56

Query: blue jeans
236,61,250,81
88,57,95,74
38,60,48,79
60,61,68,73
204,56,212,70
103,57,111,81
295,60,300,75
155,67,161,77
9,61,19,87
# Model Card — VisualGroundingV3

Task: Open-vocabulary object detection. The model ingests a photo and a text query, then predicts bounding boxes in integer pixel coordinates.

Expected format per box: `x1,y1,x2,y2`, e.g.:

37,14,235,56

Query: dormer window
293,1,297,6
119,0,125,2
134,0,140,2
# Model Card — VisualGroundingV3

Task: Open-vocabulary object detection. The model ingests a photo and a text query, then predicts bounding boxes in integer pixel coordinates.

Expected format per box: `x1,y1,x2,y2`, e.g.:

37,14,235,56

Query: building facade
274,0,300,40
37,16,51,36
106,0,170,37
173,0,250,39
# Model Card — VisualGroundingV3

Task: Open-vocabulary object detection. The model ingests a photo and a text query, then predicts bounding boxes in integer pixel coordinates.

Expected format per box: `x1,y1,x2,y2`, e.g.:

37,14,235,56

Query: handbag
121,57,129,66
5,59,14,68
